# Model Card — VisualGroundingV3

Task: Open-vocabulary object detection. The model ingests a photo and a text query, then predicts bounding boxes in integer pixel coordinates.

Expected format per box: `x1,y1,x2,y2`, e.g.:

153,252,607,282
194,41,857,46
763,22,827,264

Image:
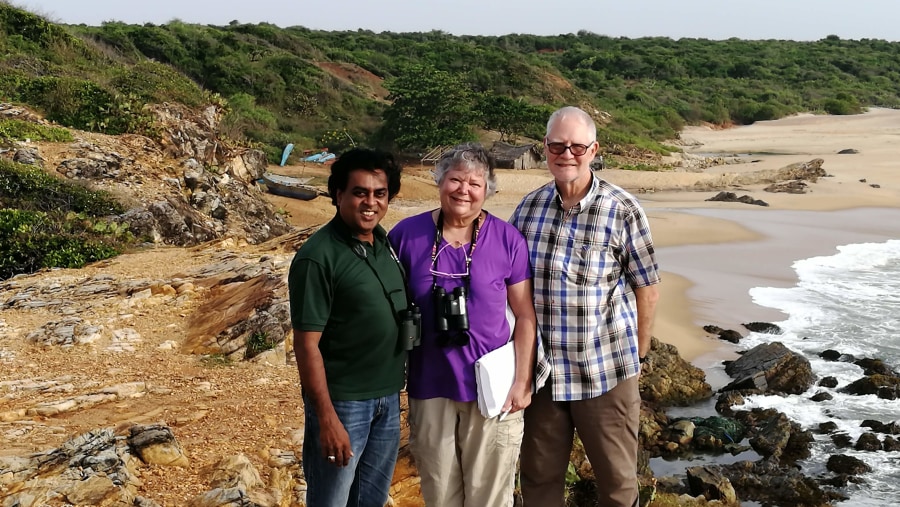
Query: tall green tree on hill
476,94,548,143
381,64,477,151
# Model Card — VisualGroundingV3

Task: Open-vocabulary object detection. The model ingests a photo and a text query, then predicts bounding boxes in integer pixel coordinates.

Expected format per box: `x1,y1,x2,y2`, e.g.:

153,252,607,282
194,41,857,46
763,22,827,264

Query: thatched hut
489,142,543,170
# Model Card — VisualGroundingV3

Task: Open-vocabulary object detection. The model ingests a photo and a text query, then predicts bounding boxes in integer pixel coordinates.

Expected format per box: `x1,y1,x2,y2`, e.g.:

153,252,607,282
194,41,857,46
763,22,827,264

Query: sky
9,0,900,41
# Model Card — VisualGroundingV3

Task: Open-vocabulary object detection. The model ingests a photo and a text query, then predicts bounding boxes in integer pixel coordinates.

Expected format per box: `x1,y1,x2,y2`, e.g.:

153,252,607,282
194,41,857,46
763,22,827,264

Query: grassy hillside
3,2,900,163
0,4,214,137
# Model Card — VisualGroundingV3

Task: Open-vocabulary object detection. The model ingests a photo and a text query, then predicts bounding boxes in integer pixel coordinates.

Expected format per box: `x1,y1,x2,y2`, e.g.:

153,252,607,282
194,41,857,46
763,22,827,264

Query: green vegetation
0,158,124,214
0,119,73,142
0,159,134,280
4,3,900,160
381,64,478,150
0,4,211,135
245,331,277,359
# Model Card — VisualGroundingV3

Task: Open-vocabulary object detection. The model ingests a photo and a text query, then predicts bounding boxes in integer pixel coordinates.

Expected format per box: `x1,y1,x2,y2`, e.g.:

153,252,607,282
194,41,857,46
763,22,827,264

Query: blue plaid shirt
510,175,660,401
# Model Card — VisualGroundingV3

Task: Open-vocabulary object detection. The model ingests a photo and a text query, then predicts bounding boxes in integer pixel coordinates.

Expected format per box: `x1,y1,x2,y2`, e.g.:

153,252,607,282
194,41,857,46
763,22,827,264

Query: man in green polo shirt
289,148,408,507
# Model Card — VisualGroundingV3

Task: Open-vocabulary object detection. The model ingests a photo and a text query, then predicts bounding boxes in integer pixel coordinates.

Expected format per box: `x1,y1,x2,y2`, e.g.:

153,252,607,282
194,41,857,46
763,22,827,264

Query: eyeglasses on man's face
546,142,592,157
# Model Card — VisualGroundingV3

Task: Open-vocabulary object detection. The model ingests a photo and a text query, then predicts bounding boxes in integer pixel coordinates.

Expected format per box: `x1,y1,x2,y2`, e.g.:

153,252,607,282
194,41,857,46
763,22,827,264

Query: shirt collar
329,214,388,247
552,174,601,213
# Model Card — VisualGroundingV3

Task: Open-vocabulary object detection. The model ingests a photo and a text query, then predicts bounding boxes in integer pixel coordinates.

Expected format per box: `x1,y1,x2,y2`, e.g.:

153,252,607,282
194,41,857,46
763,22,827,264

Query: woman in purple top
389,143,537,506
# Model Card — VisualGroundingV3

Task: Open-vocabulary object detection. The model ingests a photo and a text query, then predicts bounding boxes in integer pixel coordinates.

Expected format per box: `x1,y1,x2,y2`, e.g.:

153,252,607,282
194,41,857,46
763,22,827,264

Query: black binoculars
433,286,470,347
398,304,422,351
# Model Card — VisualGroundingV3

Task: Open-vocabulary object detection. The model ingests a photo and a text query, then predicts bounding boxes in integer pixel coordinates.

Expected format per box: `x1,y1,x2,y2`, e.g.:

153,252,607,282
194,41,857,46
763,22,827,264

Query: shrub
245,331,277,359
11,76,155,135
0,160,132,279
0,160,124,214
220,92,278,141
0,119,73,142
318,128,357,155
823,97,862,115
0,209,124,279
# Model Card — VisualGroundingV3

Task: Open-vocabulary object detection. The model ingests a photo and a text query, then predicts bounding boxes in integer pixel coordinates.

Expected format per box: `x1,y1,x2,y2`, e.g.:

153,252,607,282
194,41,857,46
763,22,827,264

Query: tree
476,94,545,143
381,65,476,151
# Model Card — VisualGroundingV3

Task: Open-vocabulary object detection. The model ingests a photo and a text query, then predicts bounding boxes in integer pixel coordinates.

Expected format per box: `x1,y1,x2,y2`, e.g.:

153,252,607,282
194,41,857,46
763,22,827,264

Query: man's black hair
327,148,402,206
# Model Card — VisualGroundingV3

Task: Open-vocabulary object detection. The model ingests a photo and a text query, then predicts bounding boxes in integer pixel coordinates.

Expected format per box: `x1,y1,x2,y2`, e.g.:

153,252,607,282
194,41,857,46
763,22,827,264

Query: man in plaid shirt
510,106,660,507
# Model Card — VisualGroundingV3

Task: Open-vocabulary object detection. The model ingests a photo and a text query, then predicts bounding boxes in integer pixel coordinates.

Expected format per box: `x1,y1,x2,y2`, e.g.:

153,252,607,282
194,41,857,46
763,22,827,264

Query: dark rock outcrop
809,391,833,402
734,409,813,464
742,322,783,334
703,325,743,343
765,180,809,193
721,342,815,395
686,466,737,504
854,357,896,376
819,349,855,362
826,454,871,475
854,432,882,452
710,458,844,506
860,420,900,435
705,191,768,207
839,373,900,399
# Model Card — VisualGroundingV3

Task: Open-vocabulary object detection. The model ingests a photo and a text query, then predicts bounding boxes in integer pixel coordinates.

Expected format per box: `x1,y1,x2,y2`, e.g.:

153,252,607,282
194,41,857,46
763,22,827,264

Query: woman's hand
502,378,533,414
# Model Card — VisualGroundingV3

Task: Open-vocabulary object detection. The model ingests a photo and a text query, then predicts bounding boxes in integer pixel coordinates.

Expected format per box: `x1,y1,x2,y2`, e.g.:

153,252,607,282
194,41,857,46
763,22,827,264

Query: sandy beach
266,107,900,367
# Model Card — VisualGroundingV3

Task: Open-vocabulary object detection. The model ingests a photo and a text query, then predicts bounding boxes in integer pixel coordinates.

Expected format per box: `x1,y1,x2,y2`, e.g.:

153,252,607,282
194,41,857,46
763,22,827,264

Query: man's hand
294,329,355,467
319,412,354,467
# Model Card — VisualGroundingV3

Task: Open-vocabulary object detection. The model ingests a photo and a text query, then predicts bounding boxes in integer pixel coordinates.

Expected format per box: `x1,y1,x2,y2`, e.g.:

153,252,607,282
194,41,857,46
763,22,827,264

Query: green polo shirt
288,216,407,401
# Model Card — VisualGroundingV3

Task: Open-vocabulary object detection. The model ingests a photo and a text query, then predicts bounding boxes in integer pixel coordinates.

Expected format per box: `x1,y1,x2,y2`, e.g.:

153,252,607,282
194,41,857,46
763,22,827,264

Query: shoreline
626,108,900,364
651,206,900,365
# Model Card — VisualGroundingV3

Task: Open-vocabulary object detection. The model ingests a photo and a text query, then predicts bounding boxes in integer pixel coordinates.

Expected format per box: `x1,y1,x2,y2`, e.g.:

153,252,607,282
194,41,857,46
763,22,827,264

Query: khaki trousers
519,375,640,507
408,397,524,507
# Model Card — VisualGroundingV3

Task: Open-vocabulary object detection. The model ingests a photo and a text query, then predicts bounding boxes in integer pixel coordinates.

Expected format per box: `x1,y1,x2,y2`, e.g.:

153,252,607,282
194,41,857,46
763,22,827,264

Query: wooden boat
260,172,325,201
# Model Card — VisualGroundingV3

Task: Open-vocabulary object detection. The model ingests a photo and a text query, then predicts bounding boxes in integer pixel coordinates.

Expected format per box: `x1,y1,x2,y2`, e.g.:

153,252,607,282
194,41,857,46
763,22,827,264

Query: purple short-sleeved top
389,211,531,402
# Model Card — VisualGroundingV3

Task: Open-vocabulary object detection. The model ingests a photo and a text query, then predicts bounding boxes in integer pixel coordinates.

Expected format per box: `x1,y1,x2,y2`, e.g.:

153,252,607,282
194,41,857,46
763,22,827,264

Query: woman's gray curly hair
432,143,498,198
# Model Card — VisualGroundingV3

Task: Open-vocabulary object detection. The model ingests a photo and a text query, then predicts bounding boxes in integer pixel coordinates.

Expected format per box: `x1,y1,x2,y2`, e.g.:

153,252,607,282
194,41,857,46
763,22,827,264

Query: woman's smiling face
438,165,487,221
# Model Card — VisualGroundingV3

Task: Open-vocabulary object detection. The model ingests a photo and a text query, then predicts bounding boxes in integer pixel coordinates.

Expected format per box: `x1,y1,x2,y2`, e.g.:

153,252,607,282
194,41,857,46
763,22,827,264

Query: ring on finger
327,455,336,462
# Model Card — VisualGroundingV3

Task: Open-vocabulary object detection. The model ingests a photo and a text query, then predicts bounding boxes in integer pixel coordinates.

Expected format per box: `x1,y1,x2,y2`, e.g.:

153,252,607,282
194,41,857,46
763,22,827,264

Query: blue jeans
302,393,401,507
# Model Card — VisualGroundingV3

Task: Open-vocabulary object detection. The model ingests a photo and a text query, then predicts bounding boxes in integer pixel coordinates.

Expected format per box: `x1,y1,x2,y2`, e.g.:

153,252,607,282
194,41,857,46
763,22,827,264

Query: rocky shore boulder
776,158,827,181
721,342,815,395
826,454,871,480
685,466,738,504
742,322,783,334
734,408,813,464
639,337,713,406
705,191,769,206
709,458,845,506
703,324,744,343
839,373,900,399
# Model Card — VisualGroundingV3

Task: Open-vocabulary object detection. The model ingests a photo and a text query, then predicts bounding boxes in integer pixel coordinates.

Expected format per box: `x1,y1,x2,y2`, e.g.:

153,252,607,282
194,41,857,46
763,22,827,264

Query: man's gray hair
546,106,597,142
432,143,498,198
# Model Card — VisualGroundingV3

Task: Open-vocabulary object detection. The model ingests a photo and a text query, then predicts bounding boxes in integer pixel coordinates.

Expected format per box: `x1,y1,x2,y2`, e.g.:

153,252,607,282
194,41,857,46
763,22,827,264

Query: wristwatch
639,356,648,364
